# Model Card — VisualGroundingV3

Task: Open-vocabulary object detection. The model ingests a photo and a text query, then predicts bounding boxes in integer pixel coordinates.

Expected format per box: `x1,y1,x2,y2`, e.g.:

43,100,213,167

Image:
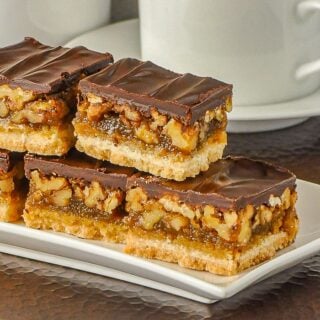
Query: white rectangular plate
0,179,319,303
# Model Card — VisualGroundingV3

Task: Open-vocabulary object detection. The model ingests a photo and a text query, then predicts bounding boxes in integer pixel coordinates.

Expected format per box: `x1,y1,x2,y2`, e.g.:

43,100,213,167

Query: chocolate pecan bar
23,151,134,242
74,58,232,181
0,37,113,155
23,153,298,275
125,157,298,275
0,150,27,221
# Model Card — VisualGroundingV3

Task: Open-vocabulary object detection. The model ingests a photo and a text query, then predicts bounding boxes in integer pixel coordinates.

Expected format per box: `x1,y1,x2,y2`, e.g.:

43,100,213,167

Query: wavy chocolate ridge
0,37,113,93
79,58,232,124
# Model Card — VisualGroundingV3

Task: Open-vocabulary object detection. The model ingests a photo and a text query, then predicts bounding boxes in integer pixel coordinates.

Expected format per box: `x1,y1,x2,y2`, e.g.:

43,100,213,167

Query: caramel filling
0,161,26,196
0,84,77,125
0,162,28,222
74,93,231,154
125,187,297,247
28,171,125,220
27,170,298,252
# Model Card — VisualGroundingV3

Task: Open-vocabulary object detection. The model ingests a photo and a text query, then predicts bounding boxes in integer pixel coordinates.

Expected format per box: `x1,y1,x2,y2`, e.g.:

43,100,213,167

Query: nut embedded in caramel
29,169,124,215
50,187,72,207
0,176,14,193
31,171,68,192
163,119,199,153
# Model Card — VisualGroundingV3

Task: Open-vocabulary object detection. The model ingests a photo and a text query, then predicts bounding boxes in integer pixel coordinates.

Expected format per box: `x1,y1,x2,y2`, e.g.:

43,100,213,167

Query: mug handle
295,0,320,80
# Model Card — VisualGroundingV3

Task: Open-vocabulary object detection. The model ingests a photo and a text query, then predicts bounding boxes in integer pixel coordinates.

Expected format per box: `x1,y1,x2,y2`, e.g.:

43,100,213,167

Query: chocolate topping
0,37,113,93
24,151,135,191
128,157,296,210
79,58,232,124
25,153,295,211
0,150,23,173
0,150,11,173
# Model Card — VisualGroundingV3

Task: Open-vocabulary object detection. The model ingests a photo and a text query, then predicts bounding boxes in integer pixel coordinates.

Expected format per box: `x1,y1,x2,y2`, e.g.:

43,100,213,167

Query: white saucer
65,19,141,60
65,19,320,133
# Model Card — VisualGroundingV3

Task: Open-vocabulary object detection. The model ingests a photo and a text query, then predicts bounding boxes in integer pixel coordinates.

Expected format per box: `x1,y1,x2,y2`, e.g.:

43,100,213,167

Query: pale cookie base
124,224,298,276
23,200,298,275
0,121,75,155
0,192,26,222
23,206,127,243
75,132,227,181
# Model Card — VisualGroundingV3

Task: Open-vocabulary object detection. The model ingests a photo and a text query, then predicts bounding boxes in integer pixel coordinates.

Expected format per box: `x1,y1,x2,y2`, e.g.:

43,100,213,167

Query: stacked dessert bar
73,58,232,181
0,150,25,221
0,37,113,155
0,38,299,275
0,37,113,221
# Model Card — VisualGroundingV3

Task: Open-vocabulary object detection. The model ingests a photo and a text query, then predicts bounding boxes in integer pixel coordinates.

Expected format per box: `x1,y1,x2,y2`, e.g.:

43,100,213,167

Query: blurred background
1,0,319,132
0,0,138,47
111,0,138,22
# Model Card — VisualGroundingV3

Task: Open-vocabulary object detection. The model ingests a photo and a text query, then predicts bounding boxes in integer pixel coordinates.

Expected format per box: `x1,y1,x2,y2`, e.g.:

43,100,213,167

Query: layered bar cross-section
23,151,134,242
0,37,113,155
23,153,299,275
0,150,27,221
74,58,232,181
124,157,299,275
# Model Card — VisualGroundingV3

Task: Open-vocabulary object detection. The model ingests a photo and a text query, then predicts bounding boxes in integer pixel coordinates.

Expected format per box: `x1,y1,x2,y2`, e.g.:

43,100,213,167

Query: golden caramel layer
125,187,297,245
0,84,76,125
24,170,127,241
74,129,226,181
75,93,230,154
26,169,297,248
28,170,124,215
0,161,27,222
125,205,298,275
0,118,74,155
23,206,128,243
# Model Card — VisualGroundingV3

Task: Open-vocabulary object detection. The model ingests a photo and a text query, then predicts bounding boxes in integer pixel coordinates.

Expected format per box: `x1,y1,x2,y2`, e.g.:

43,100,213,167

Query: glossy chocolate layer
0,150,11,172
128,157,296,210
0,37,113,93
25,153,296,211
0,150,23,173
79,58,232,124
24,151,135,190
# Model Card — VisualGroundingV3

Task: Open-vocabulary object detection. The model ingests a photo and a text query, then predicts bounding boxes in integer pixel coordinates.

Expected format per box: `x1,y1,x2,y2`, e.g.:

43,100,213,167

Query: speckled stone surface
0,117,319,320
226,117,320,185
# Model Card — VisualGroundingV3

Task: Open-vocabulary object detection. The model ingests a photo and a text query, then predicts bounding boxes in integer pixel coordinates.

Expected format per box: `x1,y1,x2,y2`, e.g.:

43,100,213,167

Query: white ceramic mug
0,0,111,46
139,0,320,107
